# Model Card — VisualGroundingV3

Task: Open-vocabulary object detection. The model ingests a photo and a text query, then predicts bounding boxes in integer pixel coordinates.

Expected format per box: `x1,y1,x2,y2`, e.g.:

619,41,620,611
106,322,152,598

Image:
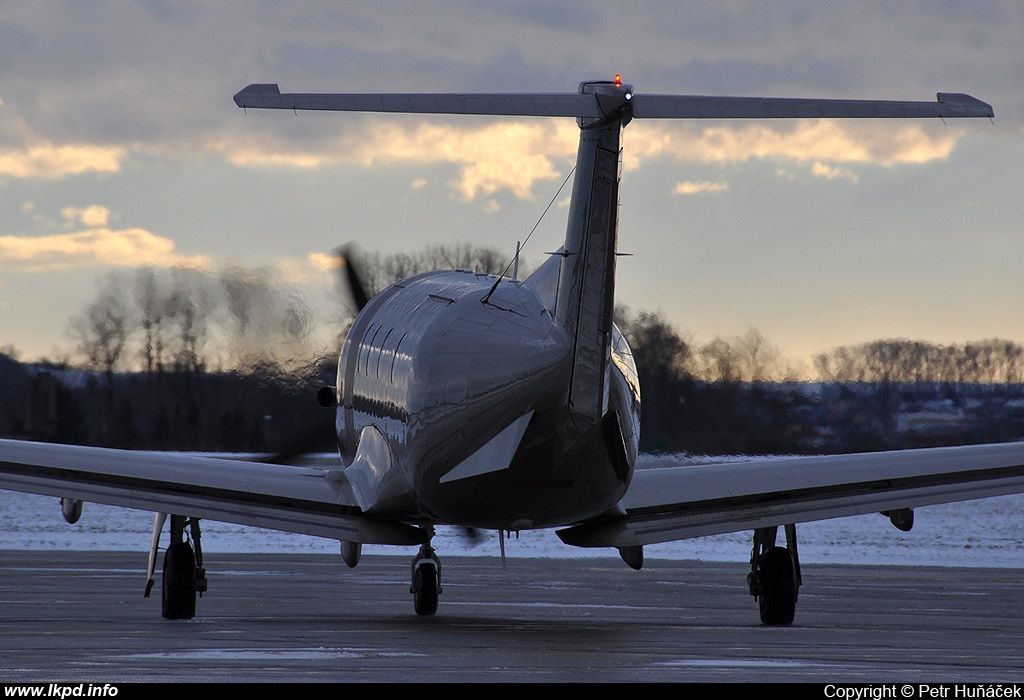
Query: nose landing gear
411,529,442,616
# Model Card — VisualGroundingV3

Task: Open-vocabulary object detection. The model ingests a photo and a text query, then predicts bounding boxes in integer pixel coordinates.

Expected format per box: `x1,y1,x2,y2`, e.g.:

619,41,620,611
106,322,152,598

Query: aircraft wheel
412,560,439,616
758,546,797,626
162,541,197,620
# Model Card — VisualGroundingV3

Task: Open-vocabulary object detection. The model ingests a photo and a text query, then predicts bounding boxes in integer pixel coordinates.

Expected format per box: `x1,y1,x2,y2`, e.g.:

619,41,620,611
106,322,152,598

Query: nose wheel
410,536,442,616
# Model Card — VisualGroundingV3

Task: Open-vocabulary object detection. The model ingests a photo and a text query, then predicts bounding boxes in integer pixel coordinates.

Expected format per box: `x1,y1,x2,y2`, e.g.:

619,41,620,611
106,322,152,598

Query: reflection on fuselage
335,266,640,529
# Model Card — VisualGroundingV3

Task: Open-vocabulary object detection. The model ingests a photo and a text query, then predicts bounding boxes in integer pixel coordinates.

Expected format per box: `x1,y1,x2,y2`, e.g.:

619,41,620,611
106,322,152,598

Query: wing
0,439,426,545
557,441,1024,548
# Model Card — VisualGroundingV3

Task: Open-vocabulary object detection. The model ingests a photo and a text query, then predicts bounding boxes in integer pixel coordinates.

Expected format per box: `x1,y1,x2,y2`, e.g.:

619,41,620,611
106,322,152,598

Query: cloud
674,180,729,195
0,228,210,271
61,205,111,227
353,121,579,200
224,120,580,201
307,251,337,273
273,253,339,285
810,162,858,182
222,148,329,169
253,252,340,286
626,120,960,169
0,144,125,179
220,115,962,202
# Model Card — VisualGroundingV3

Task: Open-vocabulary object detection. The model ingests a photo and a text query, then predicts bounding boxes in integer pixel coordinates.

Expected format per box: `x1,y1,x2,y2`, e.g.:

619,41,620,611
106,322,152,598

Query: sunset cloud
61,205,112,227
223,148,329,169
272,253,339,286
674,180,729,195
810,162,859,182
221,116,962,202
224,120,579,201
306,251,337,273
350,120,580,201
0,228,210,271
0,144,125,179
626,121,960,169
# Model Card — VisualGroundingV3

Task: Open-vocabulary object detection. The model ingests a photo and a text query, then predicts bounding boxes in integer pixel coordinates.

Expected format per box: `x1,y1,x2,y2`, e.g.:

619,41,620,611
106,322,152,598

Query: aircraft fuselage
336,264,640,530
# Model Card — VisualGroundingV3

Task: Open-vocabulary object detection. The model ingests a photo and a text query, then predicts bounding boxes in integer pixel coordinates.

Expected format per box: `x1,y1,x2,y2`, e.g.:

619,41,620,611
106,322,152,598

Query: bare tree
352,243,521,300
219,265,314,369
68,273,132,442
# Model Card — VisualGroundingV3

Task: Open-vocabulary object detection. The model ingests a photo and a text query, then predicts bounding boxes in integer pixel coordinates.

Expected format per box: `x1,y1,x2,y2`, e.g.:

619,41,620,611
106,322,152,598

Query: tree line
815,339,1024,386
4,244,1024,455
614,308,1024,454
1,244,517,451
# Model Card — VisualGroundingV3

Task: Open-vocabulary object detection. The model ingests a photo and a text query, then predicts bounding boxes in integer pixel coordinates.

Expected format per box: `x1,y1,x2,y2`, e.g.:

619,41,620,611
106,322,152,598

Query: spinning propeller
262,245,367,465
337,244,370,313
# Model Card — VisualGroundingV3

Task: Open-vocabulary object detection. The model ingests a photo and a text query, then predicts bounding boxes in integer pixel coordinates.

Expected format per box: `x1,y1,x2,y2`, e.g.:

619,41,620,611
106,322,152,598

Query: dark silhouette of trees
614,306,692,452
9,244,1024,456
12,243,520,451
815,338,1024,386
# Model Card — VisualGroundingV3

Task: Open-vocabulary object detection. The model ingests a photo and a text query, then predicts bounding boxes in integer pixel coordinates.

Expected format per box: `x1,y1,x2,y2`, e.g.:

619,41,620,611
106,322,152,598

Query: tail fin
553,81,631,436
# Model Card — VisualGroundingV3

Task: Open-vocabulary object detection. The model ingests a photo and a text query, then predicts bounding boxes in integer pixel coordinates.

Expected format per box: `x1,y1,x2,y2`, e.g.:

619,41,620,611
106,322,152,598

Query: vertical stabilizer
554,81,632,440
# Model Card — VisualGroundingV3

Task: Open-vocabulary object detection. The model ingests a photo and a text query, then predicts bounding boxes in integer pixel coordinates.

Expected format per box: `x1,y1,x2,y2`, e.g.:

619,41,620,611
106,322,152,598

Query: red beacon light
614,74,622,87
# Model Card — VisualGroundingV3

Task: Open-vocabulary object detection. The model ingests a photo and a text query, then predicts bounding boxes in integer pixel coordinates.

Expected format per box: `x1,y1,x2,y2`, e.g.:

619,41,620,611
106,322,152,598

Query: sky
1,1,1023,372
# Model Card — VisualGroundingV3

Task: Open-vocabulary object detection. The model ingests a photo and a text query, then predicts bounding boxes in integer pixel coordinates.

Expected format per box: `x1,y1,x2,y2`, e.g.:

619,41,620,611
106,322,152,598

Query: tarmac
1,551,1022,683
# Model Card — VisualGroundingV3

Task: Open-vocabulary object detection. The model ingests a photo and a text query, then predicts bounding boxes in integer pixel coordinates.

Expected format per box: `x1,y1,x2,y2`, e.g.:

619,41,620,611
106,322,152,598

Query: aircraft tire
412,561,439,616
758,546,796,626
162,541,197,620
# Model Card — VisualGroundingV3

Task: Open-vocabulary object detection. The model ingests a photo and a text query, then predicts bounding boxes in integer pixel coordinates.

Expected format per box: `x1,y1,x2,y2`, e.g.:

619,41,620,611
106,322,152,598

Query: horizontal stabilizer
234,83,601,118
630,92,994,120
235,83,993,121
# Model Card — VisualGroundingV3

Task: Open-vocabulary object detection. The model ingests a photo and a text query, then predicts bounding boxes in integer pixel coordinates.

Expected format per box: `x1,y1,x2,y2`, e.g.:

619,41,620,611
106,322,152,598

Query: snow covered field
1,453,1021,568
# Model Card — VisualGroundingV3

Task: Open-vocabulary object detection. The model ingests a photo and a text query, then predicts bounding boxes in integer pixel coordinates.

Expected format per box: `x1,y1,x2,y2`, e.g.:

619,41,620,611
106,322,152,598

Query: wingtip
936,92,994,119
233,83,281,108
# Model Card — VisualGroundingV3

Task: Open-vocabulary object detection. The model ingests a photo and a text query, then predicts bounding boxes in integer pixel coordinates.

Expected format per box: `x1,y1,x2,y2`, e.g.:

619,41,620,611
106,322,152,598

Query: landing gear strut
747,524,801,625
161,514,207,620
410,528,441,616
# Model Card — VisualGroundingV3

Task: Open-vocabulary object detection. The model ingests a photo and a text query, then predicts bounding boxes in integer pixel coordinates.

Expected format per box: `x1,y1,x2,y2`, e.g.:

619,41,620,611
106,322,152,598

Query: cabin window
391,332,408,383
376,328,394,379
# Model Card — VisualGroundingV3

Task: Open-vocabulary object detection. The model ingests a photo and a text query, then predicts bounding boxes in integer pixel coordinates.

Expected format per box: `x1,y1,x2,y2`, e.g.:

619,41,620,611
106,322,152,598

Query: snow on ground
1,453,1021,568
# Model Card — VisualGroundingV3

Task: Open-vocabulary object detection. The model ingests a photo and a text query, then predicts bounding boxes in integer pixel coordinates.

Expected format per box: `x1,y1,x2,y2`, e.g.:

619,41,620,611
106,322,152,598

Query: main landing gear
410,527,442,616
747,524,801,626
159,514,207,620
